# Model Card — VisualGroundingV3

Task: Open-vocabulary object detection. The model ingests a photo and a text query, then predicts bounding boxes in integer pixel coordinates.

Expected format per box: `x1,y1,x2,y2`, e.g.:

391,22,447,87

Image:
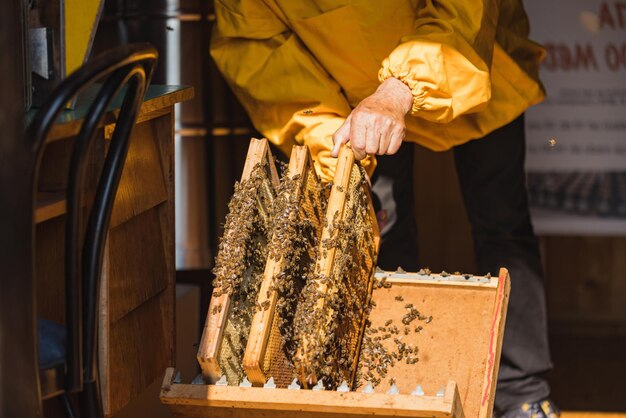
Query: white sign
524,0,626,235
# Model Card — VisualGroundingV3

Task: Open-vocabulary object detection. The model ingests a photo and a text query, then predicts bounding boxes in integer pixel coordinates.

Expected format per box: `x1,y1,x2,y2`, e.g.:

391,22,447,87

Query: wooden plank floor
563,414,626,418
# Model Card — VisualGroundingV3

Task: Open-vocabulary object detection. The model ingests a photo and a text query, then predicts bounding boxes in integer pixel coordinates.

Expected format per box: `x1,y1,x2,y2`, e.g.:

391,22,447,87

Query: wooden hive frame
197,138,280,384
243,145,325,387
294,144,380,388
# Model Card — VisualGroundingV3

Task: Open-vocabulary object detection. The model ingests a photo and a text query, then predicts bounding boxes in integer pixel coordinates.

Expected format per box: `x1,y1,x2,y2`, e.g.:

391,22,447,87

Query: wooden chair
27,43,157,417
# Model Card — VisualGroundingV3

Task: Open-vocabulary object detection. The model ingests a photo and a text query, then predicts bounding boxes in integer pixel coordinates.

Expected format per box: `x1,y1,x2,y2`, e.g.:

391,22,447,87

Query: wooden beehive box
161,268,509,418
358,268,510,418
168,141,509,417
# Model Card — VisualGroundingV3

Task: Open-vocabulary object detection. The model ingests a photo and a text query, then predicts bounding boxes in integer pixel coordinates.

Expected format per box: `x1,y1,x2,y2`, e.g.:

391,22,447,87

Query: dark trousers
371,115,552,411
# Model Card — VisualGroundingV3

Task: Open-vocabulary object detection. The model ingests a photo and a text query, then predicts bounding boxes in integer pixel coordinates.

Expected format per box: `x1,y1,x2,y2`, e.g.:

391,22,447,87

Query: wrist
378,77,413,114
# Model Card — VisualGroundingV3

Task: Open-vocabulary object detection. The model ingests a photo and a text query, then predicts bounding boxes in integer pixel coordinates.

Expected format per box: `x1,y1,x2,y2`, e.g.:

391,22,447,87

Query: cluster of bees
210,155,430,390
358,277,432,387
211,162,276,383
265,168,328,362
211,161,275,303
291,166,377,388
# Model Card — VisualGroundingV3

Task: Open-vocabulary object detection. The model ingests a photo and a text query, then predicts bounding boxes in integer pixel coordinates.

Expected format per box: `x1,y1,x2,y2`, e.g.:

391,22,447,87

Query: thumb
331,115,351,157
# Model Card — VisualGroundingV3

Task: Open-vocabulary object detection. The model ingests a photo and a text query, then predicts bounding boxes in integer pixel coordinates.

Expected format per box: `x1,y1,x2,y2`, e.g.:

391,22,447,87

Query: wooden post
0,0,41,416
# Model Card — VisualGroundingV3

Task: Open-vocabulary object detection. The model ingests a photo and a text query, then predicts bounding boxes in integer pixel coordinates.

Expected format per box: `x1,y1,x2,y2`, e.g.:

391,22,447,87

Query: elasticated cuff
378,66,428,115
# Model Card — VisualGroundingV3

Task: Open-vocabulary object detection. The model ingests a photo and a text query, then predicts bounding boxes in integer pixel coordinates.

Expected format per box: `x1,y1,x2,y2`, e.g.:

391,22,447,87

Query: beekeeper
210,1,558,417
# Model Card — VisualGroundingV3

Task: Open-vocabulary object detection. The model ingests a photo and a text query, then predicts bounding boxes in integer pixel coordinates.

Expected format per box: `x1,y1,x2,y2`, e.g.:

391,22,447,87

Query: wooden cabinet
31,85,193,416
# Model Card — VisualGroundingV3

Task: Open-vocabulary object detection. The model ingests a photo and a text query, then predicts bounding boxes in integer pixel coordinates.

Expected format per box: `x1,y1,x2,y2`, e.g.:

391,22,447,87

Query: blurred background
91,0,626,414
9,0,626,416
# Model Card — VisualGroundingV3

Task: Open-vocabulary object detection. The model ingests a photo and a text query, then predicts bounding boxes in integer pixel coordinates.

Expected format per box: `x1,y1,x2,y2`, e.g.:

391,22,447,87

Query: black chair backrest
27,43,158,394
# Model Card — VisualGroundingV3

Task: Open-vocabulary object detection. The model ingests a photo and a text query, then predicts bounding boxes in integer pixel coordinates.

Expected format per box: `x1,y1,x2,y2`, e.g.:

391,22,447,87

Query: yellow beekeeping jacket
211,0,546,181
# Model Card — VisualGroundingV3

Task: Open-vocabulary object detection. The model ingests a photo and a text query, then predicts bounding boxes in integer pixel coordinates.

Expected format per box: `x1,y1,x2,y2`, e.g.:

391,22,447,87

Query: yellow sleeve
210,0,375,182
379,0,499,124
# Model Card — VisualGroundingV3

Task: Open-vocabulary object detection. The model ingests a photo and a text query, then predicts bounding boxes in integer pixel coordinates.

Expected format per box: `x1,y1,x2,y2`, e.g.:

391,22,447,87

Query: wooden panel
37,135,73,192
35,215,66,323
549,334,626,412
35,190,96,224
35,128,103,224
412,146,475,273
102,109,176,416
359,271,509,418
108,206,169,323
155,109,177,378
110,118,168,228
107,290,174,416
37,130,105,193
175,134,212,267
611,239,626,319
543,237,581,316
543,236,626,334
100,240,112,417
161,369,463,418
35,192,66,224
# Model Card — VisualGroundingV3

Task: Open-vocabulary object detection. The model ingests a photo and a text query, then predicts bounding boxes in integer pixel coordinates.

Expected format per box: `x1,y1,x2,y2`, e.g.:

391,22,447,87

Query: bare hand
332,77,413,160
